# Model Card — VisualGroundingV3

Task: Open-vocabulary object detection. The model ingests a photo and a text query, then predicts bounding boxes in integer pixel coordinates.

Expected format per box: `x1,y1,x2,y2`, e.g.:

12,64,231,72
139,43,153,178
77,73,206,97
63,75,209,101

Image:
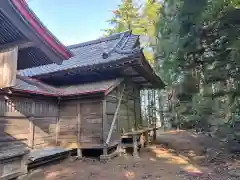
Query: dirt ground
23,130,240,180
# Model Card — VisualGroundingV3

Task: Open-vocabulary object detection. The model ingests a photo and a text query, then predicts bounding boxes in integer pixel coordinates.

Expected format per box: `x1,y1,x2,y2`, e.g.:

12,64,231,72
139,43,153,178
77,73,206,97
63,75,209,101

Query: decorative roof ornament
102,30,138,59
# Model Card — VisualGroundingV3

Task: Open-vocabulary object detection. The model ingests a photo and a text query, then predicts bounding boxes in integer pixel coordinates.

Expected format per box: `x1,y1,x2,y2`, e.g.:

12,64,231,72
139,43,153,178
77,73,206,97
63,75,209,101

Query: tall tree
104,0,161,64
103,0,140,35
155,0,240,135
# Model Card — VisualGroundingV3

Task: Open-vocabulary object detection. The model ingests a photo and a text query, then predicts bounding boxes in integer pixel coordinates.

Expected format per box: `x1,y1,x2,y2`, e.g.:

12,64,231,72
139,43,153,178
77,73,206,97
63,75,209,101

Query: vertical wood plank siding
0,95,58,151
58,99,103,148
0,81,141,151
105,81,142,144
58,101,78,148
80,101,103,145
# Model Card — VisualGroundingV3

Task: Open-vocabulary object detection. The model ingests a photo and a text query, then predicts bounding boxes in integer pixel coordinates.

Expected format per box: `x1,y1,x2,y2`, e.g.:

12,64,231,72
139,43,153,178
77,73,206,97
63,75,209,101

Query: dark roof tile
12,76,121,97
18,31,139,77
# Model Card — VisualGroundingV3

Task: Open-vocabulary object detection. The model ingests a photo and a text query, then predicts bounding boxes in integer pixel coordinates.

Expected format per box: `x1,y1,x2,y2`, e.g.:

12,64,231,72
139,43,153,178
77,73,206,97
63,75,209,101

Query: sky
28,0,121,45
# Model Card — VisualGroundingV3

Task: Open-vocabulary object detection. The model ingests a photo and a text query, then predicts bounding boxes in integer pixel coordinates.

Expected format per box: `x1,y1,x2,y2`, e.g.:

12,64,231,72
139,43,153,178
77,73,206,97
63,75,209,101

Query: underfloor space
22,130,240,180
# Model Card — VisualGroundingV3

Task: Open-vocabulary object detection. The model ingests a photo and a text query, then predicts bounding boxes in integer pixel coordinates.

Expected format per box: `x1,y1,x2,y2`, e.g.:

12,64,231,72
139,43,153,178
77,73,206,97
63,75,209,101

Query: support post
102,99,108,156
56,97,61,145
144,130,149,146
105,85,125,145
127,92,130,131
153,90,157,141
29,101,35,149
134,95,137,130
144,90,148,127
77,103,82,158
132,134,139,158
29,118,34,149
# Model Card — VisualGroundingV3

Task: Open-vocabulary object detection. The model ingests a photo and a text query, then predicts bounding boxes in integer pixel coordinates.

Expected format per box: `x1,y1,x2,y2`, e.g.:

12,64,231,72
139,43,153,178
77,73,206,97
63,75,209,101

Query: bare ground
23,130,240,180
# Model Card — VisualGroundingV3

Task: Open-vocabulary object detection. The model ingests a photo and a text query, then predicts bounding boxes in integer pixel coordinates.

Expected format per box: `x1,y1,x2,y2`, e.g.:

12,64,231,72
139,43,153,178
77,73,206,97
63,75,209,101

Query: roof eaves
12,88,58,97
19,53,139,78
139,51,165,89
16,75,63,95
10,0,73,59
63,89,106,97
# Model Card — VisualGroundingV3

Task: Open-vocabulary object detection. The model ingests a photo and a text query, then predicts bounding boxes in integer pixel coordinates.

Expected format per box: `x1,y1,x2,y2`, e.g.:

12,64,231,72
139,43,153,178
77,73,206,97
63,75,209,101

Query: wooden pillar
77,103,82,158
144,130,149,146
29,117,34,149
153,90,157,141
139,90,143,127
133,95,137,130
29,101,35,149
132,134,139,158
144,90,148,126
147,90,151,127
102,99,108,155
56,97,61,145
127,92,130,131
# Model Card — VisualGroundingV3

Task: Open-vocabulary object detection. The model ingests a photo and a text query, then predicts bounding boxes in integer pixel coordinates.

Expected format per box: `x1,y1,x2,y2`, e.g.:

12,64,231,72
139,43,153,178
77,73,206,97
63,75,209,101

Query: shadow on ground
23,130,240,180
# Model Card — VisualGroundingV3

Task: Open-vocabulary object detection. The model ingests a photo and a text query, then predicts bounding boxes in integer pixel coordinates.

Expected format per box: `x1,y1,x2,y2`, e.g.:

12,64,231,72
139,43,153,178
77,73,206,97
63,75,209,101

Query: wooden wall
58,99,103,149
105,91,120,143
105,81,142,144
58,101,78,148
0,95,58,151
0,81,142,152
80,101,103,146
119,82,141,131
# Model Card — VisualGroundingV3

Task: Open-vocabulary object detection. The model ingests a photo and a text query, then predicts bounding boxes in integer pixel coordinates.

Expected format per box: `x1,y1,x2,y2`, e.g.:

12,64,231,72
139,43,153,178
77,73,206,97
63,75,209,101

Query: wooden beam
127,91,130,131
134,94,137,130
132,134,139,158
102,99,108,155
104,78,123,96
56,97,61,145
128,74,141,78
29,101,35,149
105,84,125,145
0,41,35,51
77,103,82,158
134,81,149,84
108,92,141,100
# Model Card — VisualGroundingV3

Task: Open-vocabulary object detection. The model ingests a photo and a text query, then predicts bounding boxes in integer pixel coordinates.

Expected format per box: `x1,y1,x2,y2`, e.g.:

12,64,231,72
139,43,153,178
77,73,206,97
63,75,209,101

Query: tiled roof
13,76,59,96
0,1,72,70
10,0,72,59
12,76,121,97
19,31,140,77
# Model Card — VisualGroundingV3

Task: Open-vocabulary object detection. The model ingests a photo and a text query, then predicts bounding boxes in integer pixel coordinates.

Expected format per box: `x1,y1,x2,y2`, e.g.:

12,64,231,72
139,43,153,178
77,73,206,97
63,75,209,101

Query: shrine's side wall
104,81,142,144
0,94,58,151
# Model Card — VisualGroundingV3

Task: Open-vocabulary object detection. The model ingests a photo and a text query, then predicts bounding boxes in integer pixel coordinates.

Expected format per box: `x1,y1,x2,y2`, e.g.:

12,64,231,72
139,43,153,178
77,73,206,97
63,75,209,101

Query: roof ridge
67,31,131,49
102,31,141,59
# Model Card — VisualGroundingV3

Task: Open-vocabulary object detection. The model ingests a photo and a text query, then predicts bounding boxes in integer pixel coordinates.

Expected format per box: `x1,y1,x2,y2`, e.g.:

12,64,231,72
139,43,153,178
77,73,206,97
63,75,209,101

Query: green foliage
103,0,140,35
155,0,240,151
103,0,161,64
103,0,240,150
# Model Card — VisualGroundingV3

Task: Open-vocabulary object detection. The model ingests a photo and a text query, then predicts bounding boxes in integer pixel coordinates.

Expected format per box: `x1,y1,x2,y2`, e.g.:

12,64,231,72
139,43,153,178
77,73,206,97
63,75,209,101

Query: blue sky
28,0,121,45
